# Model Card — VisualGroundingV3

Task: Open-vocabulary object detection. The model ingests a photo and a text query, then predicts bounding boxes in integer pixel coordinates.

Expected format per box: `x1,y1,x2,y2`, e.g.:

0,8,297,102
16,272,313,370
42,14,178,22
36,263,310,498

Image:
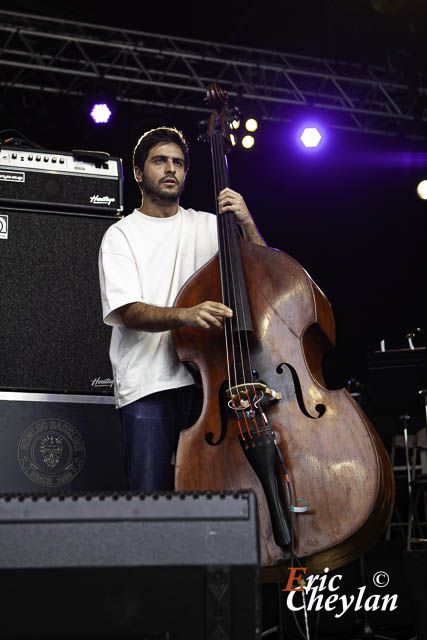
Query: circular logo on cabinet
18,418,85,487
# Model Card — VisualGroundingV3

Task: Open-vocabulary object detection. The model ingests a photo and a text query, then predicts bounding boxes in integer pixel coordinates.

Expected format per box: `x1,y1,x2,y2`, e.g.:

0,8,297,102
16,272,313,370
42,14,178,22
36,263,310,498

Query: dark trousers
119,385,203,492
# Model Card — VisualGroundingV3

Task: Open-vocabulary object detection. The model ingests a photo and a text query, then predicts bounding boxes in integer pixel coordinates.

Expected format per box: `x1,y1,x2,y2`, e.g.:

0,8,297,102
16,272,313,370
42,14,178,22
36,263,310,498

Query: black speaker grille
0,207,117,394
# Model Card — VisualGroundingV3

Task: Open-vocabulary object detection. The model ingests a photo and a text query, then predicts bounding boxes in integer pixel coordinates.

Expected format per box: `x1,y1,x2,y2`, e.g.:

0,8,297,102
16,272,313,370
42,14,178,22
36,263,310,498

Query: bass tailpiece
239,429,291,549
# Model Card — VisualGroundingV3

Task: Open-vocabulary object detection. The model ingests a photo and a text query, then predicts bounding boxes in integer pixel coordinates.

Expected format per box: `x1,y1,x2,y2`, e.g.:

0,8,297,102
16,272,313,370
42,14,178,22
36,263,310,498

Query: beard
140,173,185,202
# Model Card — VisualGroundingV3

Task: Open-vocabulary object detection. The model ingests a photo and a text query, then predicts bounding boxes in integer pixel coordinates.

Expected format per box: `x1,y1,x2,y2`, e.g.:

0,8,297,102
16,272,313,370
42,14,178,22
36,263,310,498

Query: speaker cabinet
0,206,117,394
0,392,126,492
0,491,261,639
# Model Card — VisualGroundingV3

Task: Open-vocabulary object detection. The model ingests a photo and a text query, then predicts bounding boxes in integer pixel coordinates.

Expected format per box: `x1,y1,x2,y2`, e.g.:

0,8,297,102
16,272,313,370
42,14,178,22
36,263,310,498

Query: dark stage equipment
403,549,427,640
363,348,427,546
0,207,117,394
366,347,427,445
0,491,261,640
0,392,127,492
0,146,123,213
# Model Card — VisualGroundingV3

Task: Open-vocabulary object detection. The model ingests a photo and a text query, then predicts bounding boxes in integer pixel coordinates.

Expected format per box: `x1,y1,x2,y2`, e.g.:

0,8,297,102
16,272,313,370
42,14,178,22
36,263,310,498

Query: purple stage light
300,126,322,148
90,103,112,124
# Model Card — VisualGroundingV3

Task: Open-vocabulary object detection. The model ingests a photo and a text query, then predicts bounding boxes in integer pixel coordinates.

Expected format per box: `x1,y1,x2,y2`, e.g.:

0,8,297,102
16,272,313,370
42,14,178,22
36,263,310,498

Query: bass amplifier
0,146,123,214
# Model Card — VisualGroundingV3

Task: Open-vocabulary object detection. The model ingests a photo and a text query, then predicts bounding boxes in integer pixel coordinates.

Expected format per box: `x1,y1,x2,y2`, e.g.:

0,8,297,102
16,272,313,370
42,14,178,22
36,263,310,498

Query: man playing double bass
99,126,266,492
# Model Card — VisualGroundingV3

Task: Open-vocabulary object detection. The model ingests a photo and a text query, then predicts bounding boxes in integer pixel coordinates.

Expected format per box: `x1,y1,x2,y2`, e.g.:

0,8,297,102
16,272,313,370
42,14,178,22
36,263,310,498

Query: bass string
215,134,265,433
214,136,250,432
231,219,267,433
222,150,265,435
212,130,259,436
211,130,234,405
212,132,240,397
224,208,263,434
213,134,242,404
222,194,261,436
226,201,266,432
221,197,250,384
222,208,257,438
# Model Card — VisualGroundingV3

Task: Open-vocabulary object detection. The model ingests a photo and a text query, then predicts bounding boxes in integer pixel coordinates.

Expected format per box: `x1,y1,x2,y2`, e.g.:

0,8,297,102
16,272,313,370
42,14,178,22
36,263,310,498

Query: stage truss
0,9,426,140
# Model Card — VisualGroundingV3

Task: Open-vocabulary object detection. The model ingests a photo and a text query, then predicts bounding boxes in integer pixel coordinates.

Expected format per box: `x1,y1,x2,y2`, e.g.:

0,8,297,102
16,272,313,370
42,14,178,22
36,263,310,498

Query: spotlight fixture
245,118,258,132
90,103,112,124
300,126,322,148
416,179,427,200
242,135,255,149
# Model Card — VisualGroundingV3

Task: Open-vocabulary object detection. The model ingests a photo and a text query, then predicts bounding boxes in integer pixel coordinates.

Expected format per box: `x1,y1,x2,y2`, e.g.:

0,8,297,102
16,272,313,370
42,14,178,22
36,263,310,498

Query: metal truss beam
0,9,426,140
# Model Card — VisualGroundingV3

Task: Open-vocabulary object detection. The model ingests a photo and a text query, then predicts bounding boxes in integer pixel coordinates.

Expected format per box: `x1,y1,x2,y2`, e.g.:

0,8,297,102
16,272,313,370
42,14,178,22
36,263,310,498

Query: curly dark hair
133,127,190,174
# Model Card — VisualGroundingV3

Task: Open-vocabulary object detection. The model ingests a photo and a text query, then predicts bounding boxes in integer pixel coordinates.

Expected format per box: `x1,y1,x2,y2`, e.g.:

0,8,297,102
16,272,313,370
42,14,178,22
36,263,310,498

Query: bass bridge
226,382,281,415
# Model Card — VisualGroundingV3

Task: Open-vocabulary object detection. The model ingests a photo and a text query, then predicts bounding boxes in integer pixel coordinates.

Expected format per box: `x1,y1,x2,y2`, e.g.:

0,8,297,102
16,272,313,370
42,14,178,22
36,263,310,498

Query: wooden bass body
172,241,394,574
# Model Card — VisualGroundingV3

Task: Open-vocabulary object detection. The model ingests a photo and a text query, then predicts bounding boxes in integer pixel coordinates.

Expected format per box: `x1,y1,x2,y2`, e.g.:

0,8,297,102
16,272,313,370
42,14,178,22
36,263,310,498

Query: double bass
172,84,394,576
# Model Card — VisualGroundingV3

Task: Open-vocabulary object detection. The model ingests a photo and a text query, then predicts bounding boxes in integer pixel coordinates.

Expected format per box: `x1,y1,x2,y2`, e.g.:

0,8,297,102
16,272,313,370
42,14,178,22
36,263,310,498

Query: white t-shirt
99,206,218,408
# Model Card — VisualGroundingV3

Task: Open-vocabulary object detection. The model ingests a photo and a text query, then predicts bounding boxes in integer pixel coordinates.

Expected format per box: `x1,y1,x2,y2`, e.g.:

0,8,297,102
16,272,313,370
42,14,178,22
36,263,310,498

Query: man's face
135,142,186,203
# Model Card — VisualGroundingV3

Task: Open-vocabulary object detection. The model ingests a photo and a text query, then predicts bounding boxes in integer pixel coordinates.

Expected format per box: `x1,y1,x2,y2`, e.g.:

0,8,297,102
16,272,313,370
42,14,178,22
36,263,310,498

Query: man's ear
134,166,142,183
